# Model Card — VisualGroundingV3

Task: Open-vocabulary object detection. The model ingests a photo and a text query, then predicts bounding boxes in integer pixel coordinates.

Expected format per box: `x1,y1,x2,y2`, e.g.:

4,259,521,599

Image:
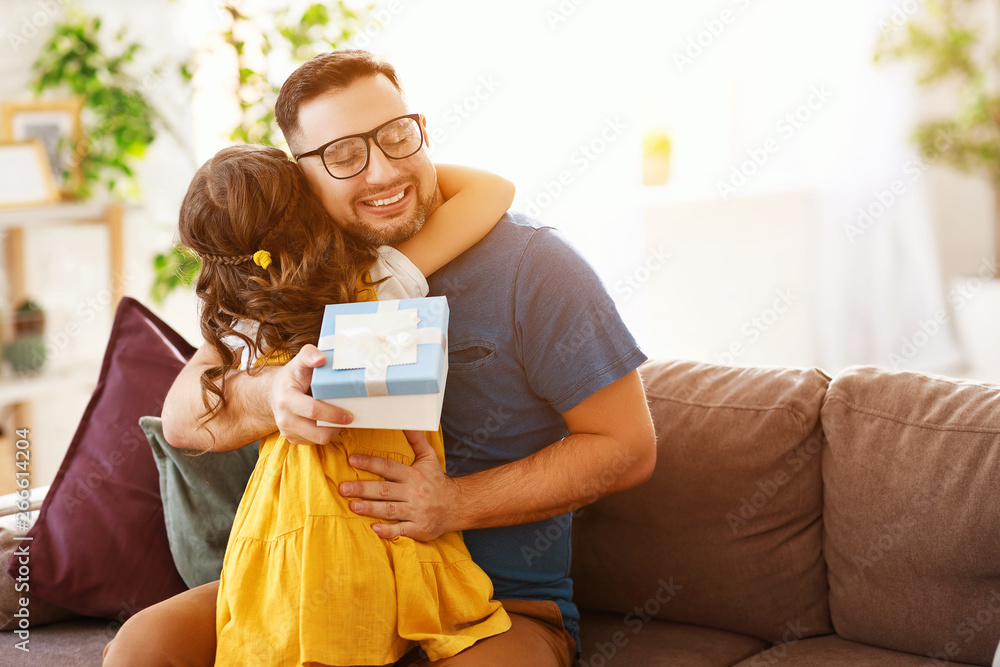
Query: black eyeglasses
294,113,425,179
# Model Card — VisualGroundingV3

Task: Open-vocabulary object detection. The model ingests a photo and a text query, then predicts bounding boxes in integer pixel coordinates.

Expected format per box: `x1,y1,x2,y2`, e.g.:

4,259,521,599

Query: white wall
2,0,997,486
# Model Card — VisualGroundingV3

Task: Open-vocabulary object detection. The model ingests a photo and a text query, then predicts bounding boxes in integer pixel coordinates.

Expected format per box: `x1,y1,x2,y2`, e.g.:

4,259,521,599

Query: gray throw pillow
139,416,258,588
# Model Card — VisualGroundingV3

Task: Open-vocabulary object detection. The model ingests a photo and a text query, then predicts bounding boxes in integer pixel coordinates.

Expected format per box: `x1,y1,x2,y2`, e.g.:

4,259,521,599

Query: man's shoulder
431,212,547,273
479,211,581,262
485,210,550,246
428,211,590,297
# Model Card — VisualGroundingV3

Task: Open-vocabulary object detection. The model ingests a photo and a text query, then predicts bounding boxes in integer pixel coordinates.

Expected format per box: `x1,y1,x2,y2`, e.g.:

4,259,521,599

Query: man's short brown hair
275,50,403,153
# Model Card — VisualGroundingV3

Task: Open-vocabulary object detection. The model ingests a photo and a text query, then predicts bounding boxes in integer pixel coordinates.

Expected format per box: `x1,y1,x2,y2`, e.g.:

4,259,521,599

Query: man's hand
270,344,354,445
338,371,654,540
339,430,461,541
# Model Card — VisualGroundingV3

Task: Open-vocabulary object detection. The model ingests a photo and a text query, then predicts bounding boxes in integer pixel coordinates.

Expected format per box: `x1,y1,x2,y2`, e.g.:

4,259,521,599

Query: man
105,50,655,666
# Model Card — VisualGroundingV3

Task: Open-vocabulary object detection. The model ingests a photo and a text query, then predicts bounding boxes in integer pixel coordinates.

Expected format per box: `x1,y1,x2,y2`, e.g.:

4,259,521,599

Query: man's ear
295,161,321,197
284,128,303,158
420,114,430,148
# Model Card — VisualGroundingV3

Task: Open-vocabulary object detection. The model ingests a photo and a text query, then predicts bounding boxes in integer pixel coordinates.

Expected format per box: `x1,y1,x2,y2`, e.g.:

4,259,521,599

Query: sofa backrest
821,366,1000,666
571,359,833,644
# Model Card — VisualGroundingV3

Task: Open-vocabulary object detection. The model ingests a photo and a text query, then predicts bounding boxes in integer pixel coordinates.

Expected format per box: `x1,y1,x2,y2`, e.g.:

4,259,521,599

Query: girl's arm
395,164,514,277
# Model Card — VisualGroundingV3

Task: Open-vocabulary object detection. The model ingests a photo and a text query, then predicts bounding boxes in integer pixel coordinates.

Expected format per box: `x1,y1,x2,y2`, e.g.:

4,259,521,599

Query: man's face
294,74,440,246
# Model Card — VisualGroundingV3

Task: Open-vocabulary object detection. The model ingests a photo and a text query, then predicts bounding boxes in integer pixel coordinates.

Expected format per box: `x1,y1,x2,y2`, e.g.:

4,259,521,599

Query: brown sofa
570,360,1000,666
2,359,999,666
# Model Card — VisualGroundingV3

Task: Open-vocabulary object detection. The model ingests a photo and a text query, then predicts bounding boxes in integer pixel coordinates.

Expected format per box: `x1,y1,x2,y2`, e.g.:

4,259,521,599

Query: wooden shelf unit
0,202,125,493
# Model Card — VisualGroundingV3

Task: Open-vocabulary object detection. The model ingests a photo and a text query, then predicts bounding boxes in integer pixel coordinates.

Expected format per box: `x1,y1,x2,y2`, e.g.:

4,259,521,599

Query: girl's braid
200,251,253,266
200,175,302,270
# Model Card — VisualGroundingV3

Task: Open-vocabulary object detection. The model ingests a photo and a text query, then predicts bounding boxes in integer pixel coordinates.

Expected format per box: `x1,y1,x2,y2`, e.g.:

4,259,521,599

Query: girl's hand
269,345,353,445
394,164,514,277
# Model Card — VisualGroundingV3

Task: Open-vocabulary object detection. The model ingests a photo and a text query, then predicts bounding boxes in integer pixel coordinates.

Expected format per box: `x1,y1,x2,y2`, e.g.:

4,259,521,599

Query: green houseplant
875,0,1000,274
150,1,372,303
31,6,188,200
4,300,47,375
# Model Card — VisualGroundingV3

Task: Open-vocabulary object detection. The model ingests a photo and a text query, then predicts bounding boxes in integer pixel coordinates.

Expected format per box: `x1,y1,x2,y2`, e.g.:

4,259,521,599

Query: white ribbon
317,301,445,397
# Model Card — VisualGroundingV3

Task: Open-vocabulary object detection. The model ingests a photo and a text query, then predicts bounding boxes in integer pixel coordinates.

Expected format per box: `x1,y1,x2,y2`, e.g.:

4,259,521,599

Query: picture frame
1,97,84,198
0,139,61,208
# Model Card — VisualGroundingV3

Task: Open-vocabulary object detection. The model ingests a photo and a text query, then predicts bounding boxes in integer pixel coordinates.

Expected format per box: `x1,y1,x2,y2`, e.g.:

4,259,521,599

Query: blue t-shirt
426,212,647,651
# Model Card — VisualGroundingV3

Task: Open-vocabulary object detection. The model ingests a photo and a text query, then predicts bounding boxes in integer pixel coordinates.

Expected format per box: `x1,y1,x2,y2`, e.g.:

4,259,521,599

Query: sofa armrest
0,485,48,518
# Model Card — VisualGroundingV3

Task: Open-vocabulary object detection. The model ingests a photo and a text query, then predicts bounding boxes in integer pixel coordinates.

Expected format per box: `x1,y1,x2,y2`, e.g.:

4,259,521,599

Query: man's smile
358,185,412,215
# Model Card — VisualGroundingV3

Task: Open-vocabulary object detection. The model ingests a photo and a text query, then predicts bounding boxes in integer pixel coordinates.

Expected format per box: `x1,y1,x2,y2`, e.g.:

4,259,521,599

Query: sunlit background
2,0,999,487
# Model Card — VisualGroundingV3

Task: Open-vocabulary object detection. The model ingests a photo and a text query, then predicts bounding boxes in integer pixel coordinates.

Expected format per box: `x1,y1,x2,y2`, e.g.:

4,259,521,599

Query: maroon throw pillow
8,297,194,620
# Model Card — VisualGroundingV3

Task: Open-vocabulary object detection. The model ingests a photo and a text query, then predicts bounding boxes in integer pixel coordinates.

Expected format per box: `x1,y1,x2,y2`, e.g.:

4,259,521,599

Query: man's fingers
340,479,403,501
347,452,409,480
348,500,401,521
371,522,411,540
402,430,434,456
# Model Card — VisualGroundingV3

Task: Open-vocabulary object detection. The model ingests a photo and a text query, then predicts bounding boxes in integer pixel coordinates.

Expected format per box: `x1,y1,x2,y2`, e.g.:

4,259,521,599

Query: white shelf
0,201,117,231
0,360,101,406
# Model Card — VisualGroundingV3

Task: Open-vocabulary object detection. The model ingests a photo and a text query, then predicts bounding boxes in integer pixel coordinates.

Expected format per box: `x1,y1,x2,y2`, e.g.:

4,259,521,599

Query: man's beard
345,179,436,247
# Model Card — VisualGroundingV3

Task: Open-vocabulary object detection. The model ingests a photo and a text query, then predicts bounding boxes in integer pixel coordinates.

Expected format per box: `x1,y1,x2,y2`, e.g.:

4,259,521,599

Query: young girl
177,143,514,666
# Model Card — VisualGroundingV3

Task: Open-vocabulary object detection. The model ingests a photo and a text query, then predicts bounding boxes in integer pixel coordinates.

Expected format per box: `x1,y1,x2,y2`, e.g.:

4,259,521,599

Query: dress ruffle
216,427,510,667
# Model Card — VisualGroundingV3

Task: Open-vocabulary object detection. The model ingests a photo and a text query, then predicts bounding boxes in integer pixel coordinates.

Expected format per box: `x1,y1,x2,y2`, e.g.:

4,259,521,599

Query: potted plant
150,1,371,303
4,299,47,375
30,7,188,201
875,0,1000,276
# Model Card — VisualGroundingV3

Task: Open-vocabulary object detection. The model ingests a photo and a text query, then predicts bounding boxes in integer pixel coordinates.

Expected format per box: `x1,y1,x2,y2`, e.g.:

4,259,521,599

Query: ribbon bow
317,301,444,396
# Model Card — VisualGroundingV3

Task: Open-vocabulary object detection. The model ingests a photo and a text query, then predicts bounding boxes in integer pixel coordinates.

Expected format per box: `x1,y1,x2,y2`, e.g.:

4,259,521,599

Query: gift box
310,296,449,430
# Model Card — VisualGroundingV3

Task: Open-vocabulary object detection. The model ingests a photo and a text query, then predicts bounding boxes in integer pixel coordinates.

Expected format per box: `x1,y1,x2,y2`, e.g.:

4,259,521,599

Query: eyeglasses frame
293,113,425,180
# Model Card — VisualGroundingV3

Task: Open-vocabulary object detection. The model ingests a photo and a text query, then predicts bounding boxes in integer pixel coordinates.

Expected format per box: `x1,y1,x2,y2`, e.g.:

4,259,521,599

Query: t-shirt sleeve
514,227,647,414
372,246,429,299
220,319,258,371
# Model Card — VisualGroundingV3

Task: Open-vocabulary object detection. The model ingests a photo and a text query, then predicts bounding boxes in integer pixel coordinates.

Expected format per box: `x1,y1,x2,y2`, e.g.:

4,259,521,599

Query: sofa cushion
571,359,833,644
822,366,1000,667
731,634,984,667
0,618,116,666
7,298,193,619
576,611,768,666
141,416,258,589
0,527,78,630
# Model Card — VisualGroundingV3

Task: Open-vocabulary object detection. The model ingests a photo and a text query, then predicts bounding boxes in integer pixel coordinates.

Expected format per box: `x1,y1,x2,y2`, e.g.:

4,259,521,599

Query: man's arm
162,344,354,452
340,369,656,540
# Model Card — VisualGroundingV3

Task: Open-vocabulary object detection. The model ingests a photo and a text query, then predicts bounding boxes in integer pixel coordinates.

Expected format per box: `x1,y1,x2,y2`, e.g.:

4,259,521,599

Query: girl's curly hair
178,144,377,426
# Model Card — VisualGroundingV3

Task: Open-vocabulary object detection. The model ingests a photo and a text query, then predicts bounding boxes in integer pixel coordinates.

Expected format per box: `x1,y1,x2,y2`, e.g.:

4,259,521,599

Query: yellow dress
215,304,510,666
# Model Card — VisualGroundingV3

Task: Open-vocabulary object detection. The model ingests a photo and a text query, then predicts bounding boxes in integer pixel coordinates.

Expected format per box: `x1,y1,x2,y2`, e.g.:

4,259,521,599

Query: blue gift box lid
310,296,449,399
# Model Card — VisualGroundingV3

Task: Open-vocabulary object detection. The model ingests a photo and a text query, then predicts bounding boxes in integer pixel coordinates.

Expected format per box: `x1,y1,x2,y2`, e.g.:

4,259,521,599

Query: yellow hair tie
253,249,272,270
